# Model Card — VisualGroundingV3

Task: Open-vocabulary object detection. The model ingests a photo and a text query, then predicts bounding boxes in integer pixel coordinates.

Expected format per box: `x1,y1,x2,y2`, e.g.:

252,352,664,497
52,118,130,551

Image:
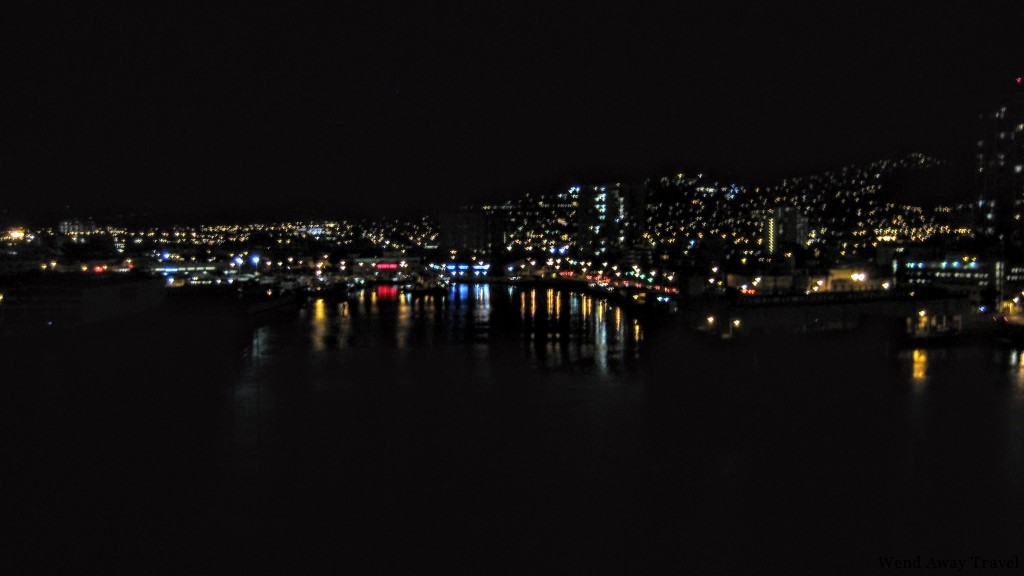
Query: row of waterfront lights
905,261,978,269
706,316,741,328
444,263,491,277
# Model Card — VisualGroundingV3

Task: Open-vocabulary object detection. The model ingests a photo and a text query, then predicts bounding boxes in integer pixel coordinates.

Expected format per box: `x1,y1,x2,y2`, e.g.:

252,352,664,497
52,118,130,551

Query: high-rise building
59,218,97,236
976,78,1024,242
576,184,646,259
762,207,809,255
438,210,500,257
577,185,618,257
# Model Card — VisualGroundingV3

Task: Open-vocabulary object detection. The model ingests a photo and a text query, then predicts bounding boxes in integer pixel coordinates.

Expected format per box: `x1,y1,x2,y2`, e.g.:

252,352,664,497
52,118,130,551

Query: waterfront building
898,256,992,304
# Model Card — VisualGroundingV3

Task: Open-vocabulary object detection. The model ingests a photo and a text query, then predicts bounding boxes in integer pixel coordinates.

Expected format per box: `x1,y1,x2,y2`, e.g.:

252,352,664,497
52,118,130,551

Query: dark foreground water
5,284,1024,573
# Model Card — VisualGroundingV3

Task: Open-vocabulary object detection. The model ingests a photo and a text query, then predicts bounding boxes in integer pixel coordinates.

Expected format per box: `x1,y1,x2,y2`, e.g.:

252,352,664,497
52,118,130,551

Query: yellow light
8,229,25,240
732,319,740,327
918,310,927,317
707,316,715,325
912,349,928,381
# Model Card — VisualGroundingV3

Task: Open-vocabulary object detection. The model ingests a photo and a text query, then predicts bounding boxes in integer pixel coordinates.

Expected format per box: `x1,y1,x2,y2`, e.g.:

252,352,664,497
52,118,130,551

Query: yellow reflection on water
311,298,327,353
396,291,410,349
1011,350,1024,391
912,349,928,382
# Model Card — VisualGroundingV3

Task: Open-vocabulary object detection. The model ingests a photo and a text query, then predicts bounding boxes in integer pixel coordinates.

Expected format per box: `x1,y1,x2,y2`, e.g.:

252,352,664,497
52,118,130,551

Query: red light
375,262,398,270
1018,77,1023,84
376,285,398,300
93,266,104,273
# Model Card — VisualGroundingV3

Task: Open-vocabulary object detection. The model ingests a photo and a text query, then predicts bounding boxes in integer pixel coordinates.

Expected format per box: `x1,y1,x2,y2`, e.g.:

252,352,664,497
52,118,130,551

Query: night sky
4,2,1021,222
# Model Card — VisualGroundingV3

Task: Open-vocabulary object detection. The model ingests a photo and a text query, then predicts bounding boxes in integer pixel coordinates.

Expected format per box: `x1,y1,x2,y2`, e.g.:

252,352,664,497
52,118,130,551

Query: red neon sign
375,263,398,270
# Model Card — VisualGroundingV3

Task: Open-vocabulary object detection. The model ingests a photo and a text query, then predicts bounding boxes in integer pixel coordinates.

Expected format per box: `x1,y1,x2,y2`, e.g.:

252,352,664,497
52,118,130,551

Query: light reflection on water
288,284,644,372
18,287,1024,569
911,348,928,388
224,284,1024,561
244,289,1024,466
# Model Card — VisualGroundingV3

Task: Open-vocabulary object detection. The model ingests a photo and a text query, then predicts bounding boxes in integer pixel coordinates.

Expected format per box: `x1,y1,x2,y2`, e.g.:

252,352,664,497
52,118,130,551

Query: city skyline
7,5,1024,570
4,2,1022,221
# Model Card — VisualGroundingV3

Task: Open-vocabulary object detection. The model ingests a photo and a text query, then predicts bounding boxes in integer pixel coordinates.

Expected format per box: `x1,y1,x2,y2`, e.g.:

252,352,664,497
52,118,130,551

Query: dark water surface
6,285,1024,573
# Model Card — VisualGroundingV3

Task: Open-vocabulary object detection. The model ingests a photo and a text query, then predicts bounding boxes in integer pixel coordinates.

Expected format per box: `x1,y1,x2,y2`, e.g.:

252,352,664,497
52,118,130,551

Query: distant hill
877,159,973,207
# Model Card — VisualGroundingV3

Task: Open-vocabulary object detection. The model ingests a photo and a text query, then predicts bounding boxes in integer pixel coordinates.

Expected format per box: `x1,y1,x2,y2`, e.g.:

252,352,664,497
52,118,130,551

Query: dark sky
3,2,1022,222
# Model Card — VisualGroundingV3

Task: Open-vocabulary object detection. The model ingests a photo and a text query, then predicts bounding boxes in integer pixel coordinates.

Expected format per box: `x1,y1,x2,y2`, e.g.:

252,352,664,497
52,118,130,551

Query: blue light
233,256,244,266
251,255,261,266
161,252,170,260
457,265,469,270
